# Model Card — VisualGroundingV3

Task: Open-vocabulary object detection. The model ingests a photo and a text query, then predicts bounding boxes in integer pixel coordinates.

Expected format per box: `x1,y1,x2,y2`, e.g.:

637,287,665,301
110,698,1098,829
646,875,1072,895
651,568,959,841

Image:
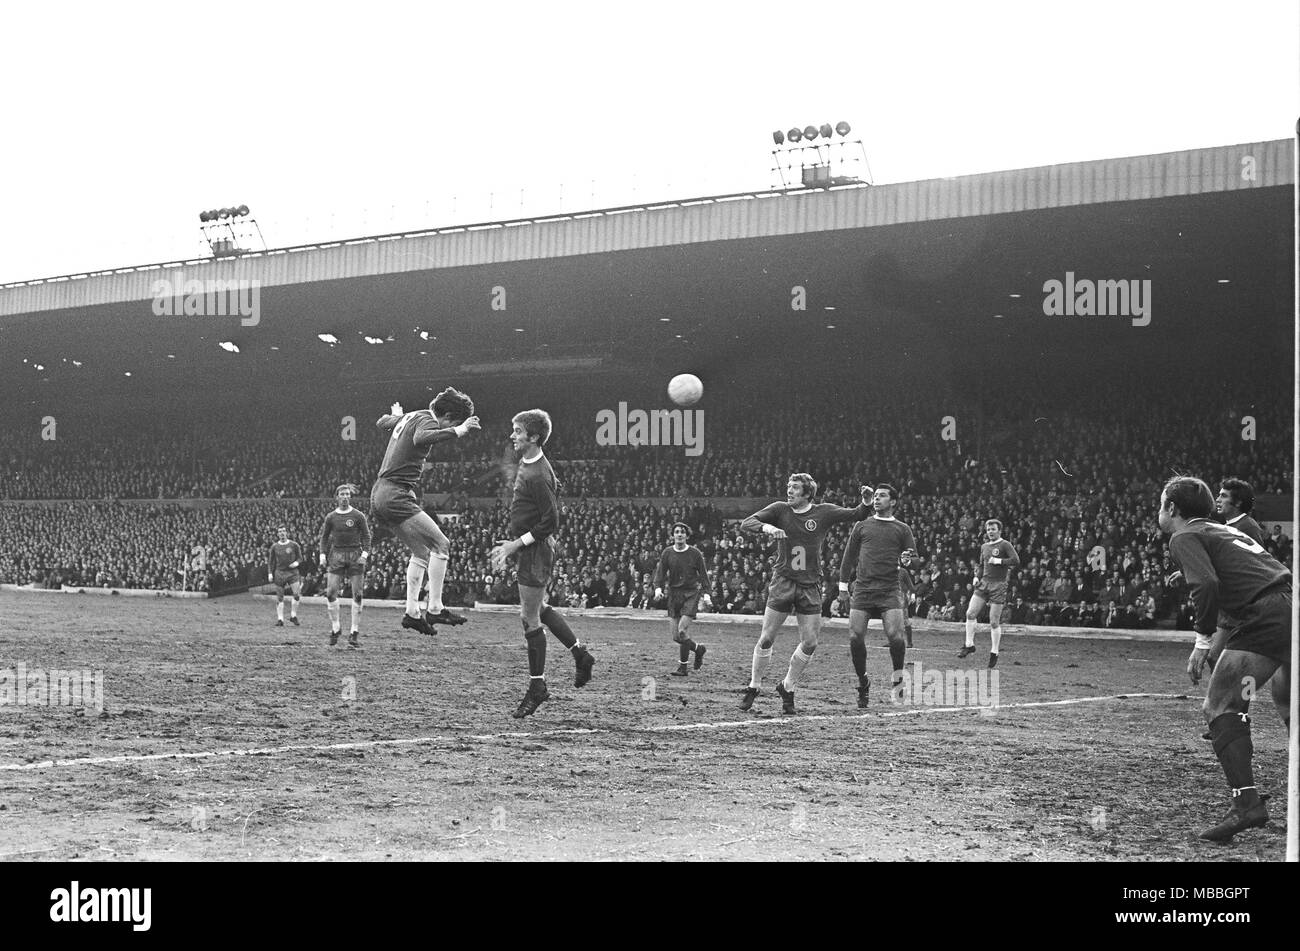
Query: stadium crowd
0,377,1291,630
1,489,1291,631
1,378,1291,501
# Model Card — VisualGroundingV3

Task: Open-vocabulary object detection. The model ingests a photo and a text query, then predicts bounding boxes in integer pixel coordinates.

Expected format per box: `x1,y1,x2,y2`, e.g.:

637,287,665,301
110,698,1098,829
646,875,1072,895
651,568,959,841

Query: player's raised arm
995,543,1020,569
827,484,876,524
1170,533,1221,638
740,502,784,536
412,414,478,448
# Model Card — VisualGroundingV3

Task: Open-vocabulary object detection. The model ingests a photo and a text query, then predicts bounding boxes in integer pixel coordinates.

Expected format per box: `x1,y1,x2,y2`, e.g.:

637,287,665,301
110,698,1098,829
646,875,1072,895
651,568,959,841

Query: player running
654,522,710,676
490,409,595,718
372,388,479,637
739,474,872,715
958,518,1020,667
1160,476,1292,842
318,484,372,649
838,484,920,707
267,527,303,627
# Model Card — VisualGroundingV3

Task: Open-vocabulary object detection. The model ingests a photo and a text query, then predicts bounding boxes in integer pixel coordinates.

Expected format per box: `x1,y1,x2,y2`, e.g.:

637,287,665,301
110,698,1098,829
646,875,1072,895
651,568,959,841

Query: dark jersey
840,516,917,587
1167,519,1291,635
742,501,869,586
268,540,302,574
509,453,559,543
979,539,1020,582
319,508,371,553
375,410,458,488
654,545,708,592
1224,514,1265,545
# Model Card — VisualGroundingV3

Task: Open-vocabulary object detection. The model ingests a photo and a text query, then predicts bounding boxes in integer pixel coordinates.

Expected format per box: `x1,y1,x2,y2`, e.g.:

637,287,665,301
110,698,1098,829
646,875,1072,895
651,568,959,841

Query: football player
318,484,372,649
959,519,1020,668
739,474,872,715
372,388,479,637
654,522,709,676
490,410,595,718
1161,476,1291,841
267,527,303,626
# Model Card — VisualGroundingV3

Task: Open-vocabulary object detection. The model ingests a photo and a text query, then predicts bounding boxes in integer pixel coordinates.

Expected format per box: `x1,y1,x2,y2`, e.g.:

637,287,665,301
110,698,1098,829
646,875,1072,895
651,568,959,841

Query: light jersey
375,410,458,488
655,545,708,591
319,508,371,553
746,501,868,587
1168,518,1291,635
840,516,917,588
268,540,301,573
979,539,1020,582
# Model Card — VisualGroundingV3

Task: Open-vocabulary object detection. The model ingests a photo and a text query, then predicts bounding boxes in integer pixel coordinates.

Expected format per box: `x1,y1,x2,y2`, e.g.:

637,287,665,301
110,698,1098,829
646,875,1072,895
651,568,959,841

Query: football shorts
850,582,903,617
1224,586,1291,665
369,479,426,528
667,588,700,620
327,549,366,578
973,579,1009,605
273,569,300,589
767,576,822,616
516,536,557,588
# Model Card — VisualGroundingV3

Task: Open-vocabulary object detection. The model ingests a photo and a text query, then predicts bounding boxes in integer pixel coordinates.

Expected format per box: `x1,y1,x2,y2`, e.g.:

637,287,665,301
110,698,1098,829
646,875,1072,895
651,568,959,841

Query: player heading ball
372,387,480,637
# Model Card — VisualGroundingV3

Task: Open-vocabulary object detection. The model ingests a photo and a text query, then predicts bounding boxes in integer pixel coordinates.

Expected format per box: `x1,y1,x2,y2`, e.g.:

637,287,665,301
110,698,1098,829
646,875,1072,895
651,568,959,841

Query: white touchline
0,693,1188,772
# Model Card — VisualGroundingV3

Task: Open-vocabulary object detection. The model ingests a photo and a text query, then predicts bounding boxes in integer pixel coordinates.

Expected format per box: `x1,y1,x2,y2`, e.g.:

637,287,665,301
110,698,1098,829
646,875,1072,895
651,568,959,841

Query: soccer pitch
0,591,1287,861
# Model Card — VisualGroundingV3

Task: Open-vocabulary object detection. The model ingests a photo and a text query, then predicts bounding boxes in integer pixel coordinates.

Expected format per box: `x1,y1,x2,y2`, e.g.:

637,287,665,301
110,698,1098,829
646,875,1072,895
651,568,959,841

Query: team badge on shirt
804,519,818,531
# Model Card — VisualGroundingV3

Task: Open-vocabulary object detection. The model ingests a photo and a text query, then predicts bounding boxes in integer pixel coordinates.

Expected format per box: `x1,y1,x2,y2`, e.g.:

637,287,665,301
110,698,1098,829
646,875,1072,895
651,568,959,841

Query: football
667,373,703,406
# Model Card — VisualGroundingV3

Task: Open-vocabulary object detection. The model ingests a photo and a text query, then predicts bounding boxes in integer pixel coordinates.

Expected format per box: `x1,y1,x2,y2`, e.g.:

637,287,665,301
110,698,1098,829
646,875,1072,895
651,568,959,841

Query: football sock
964,617,976,648
427,552,449,612
1208,712,1254,790
679,642,690,663
525,627,547,678
276,602,284,622
849,636,868,681
990,624,1002,655
888,639,906,673
291,597,299,618
405,557,428,616
681,635,697,653
350,599,362,632
750,643,773,689
539,605,577,649
326,601,341,632
783,644,812,692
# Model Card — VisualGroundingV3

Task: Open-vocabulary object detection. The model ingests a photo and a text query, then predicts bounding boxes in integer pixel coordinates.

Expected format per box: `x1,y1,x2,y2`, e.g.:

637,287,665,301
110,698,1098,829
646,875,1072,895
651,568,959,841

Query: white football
667,373,703,406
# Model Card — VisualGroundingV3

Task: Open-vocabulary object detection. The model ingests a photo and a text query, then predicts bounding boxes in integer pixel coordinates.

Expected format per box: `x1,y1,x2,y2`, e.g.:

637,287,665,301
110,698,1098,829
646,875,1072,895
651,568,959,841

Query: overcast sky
2,0,1296,283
